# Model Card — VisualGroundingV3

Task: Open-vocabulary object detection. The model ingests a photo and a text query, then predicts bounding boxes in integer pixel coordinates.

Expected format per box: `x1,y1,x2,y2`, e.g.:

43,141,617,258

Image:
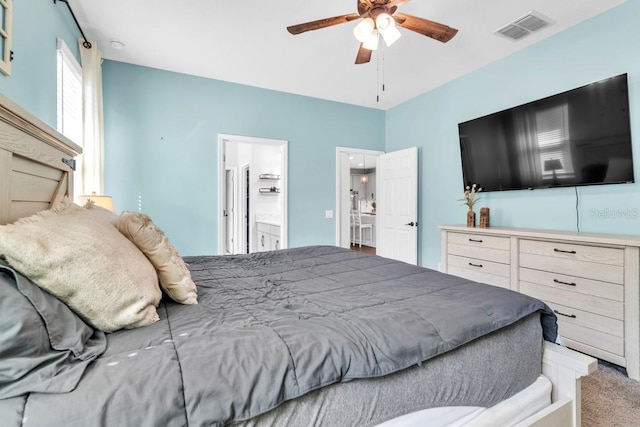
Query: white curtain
513,107,542,185
78,39,104,195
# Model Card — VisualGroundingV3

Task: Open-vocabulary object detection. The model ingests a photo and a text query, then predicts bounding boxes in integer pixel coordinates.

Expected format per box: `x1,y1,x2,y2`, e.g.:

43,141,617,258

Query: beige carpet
582,362,640,426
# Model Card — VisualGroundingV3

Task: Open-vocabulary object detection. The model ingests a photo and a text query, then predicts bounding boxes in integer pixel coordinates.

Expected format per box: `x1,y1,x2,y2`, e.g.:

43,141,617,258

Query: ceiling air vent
493,11,554,41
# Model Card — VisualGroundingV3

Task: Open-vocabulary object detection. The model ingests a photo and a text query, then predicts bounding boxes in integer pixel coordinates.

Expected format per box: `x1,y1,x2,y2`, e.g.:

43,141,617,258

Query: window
0,0,12,76
56,38,83,195
536,103,574,178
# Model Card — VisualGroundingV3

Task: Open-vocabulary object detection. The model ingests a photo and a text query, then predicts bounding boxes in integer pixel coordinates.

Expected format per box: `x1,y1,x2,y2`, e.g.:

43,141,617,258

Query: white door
376,147,418,265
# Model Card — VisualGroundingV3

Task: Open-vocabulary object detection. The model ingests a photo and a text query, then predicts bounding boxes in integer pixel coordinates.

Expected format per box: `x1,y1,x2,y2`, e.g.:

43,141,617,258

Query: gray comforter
0,246,556,426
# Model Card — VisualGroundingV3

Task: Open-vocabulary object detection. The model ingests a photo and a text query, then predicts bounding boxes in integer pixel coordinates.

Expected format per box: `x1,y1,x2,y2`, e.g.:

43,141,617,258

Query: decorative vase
466,209,476,227
480,207,490,228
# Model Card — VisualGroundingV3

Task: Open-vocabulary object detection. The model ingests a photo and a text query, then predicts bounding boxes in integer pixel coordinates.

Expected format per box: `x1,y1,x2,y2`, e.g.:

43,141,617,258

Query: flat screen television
458,74,634,192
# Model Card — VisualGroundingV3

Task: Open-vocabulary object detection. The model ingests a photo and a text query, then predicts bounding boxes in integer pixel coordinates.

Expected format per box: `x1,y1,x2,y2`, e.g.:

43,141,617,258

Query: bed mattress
0,246,556,426
238,313,545,426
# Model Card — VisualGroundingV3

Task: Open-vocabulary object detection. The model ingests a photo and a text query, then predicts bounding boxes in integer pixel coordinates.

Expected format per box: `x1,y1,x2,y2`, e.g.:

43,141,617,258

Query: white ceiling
69,0,627,110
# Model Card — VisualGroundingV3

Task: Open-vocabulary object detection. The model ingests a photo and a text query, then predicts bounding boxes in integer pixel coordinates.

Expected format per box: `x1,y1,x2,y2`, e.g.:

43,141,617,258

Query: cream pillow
0,200,162,332
118,211,197,304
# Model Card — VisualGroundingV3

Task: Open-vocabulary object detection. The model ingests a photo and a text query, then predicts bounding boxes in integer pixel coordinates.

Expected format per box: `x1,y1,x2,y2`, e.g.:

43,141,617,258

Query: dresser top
439,225,640,248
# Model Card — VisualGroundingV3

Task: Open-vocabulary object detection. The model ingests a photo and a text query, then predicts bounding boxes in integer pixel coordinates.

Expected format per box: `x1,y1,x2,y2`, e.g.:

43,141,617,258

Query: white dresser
440,225,640,381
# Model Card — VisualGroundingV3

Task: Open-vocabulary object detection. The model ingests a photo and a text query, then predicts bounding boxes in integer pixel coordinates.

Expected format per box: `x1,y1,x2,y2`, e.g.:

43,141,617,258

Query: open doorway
335,148,383,254
218,134,288,255
336,147,419,264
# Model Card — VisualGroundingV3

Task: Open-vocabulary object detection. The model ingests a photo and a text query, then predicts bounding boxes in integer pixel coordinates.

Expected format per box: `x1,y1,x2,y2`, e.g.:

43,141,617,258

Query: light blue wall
386,0,640,269
102,61,385,255
0,0,80,128
4,0,639,266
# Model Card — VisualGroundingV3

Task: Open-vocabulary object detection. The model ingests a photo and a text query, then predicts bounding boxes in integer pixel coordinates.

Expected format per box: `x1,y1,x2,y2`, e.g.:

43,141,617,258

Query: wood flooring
350,244,376,255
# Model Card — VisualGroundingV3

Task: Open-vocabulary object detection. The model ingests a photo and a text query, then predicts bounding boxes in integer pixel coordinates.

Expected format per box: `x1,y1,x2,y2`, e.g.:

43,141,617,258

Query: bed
0,93,596,427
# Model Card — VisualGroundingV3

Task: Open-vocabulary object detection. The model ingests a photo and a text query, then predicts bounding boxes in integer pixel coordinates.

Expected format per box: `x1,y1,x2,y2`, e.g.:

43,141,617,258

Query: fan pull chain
376,48,386,103
382,49,385,94
376,50,380,103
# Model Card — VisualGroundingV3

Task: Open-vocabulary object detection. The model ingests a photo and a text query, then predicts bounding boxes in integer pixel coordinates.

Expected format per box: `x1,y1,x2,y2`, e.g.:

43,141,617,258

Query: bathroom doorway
218,134,288,255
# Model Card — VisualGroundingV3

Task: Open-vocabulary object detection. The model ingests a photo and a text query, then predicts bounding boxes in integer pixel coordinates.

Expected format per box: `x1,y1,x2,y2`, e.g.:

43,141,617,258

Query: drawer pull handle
468,262,483,268
468,238,483,243
554,248,577,254
553,279,577,287
553,309,577,319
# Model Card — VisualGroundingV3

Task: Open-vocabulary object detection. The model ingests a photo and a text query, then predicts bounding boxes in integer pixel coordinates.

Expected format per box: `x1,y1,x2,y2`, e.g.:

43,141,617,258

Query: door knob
405,221,418,227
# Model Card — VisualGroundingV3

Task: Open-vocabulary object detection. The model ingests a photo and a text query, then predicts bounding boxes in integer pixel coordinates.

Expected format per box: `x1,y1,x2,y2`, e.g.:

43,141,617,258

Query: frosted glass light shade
362,29,379,50
376,13,402,47
380,25,402,46
353,18,375,42
375,13,395,31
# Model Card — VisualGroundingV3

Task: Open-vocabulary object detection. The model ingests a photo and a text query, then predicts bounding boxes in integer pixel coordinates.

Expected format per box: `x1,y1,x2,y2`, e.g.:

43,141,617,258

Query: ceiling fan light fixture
375,13,395,32
380,25,402,47
362,29,379,50
375,12,401,47
353,17,375,42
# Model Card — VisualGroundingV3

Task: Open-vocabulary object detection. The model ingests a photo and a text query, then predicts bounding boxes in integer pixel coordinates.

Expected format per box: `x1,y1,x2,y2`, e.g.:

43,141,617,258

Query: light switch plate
325,210,334,219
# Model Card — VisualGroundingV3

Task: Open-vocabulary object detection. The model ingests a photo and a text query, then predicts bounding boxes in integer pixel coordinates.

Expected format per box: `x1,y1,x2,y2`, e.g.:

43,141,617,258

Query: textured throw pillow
0,199,162,332
118,211,197,304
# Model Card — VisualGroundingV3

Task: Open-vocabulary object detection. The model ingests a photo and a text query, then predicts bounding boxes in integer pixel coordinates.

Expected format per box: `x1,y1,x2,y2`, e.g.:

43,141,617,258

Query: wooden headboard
0,94,81,225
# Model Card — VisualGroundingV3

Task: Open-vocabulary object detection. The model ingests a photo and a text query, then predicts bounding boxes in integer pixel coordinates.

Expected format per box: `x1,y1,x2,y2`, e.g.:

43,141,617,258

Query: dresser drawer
544,301,623,339
447,266,510,289
557,317,624,357
448,254,510,288
520,281,623,320
448,243,510,264
448,232,510,251
520,239,623,265
519,268,623,302
519,239,624,284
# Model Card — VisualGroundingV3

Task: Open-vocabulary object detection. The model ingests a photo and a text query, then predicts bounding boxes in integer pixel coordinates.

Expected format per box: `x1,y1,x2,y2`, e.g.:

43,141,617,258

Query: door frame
224,167,237,254
335,147,384,248
218,134,288,255
240,163,250,254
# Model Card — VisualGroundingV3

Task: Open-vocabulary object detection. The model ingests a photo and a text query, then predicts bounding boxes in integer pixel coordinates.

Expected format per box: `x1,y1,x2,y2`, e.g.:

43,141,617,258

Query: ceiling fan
287,0,458,64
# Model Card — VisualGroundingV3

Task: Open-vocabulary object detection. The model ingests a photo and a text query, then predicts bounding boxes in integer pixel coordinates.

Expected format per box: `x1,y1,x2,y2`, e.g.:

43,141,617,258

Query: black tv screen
458,74,634,192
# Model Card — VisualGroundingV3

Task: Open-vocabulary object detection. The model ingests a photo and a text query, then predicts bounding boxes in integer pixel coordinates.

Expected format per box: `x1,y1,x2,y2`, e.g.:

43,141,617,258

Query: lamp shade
76,192,115,212
543,159,563,171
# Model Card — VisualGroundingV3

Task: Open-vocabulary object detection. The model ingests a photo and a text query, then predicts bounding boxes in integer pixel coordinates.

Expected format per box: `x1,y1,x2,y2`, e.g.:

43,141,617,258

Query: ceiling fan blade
355,43,372,64
287,13,361,35
394,13,458,43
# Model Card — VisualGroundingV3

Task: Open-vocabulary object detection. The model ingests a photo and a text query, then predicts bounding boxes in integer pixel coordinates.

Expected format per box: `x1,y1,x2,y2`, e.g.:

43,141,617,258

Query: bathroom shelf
259,187,280,194
259,173,280,180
